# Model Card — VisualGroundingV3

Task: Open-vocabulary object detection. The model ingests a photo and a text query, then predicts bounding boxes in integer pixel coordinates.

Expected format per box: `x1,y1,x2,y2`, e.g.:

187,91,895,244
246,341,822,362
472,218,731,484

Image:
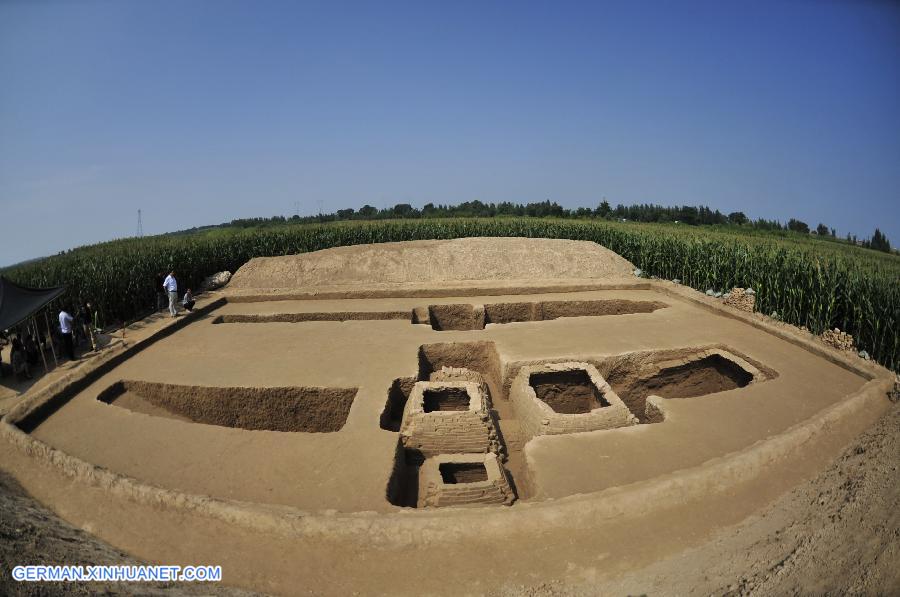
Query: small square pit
510,362,638,440
399,381,500,457
418,453,515,508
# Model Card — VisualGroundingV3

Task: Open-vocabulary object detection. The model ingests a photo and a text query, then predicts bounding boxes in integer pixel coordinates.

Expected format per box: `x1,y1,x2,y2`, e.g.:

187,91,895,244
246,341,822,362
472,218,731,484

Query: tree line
224,200,892,254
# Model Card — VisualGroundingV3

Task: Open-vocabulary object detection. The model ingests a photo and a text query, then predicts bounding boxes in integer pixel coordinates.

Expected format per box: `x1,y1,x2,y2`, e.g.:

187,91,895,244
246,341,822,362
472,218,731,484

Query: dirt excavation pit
511,362,638,440
97,380,357,432
439,462,488,484
426,298,666,330
400,381,501,458
213,311,410,324
6,239,894,595
529,369,611,414
422,387,471,412
418,453,516,508
606,349,763,422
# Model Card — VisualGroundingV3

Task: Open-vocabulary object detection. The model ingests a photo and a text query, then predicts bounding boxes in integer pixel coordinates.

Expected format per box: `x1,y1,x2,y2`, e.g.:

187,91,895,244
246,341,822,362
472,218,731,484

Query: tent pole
33,316,49,373
44,311,58,367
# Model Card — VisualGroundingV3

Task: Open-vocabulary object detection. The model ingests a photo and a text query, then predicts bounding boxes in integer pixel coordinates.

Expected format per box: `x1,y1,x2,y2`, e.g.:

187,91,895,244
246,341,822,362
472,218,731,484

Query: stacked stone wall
399,381,500,457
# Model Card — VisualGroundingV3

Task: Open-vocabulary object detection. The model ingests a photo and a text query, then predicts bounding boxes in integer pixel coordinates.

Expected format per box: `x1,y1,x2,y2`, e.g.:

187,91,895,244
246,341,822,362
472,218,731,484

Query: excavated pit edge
0,281,893,549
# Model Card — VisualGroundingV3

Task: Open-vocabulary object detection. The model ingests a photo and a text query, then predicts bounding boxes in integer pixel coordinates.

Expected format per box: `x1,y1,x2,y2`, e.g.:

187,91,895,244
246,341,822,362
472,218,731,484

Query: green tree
728,211,748,225
788,218,810,234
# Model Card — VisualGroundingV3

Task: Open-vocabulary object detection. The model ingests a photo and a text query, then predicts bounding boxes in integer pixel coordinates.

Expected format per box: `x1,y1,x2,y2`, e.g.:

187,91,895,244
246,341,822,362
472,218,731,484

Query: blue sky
1,0,898,265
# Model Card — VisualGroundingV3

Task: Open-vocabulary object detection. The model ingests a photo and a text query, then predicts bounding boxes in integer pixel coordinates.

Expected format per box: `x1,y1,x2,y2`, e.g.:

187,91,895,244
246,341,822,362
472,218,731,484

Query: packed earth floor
0,238,895,595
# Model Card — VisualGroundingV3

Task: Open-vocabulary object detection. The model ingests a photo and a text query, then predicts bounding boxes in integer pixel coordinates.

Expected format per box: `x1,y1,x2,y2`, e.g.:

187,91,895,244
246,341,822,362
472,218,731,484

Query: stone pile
723,287,756,313
821,328,855,352
201,271,232,291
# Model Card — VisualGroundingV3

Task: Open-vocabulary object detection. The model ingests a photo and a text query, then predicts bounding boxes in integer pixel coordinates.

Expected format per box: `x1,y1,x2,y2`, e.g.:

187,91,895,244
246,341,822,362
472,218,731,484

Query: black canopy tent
0,276,66,372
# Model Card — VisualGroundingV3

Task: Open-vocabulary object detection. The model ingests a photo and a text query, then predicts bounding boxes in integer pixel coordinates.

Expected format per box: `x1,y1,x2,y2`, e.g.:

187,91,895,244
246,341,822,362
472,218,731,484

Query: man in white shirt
163,271,178,317
59,307,76,360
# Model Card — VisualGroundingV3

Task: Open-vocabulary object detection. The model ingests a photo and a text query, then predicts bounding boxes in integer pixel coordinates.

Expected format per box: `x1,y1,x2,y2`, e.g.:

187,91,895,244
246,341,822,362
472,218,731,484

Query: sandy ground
1,402,896,596
0,470,261,597
229,237,635,289
0,239,896,595
24,288,867,512
495,399,900,597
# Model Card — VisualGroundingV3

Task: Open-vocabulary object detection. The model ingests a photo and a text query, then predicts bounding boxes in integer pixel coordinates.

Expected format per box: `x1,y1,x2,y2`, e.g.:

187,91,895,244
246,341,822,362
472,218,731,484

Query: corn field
3,218,898,371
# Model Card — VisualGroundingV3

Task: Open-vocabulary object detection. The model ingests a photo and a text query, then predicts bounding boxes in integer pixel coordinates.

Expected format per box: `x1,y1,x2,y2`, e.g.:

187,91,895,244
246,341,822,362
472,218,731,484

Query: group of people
0,327,58,381
57,301,100,360
4,270,200,384
1,301,101,382
156,271,195,317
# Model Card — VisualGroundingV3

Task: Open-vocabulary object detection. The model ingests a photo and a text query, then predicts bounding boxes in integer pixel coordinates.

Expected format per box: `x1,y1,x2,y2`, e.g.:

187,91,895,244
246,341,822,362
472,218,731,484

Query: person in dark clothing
79,302,96,351
182,289,196,312
23,333,39,365
155,272,166,311
11,337,32,380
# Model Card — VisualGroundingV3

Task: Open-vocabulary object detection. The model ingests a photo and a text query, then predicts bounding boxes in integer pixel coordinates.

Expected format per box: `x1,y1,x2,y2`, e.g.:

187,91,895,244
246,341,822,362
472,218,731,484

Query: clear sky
1,0,898,266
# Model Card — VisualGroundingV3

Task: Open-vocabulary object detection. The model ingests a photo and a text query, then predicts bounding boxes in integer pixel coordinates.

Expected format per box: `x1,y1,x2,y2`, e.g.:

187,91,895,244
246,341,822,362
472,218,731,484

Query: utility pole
294,201,300,218
316,199,324,215
137,209,143,237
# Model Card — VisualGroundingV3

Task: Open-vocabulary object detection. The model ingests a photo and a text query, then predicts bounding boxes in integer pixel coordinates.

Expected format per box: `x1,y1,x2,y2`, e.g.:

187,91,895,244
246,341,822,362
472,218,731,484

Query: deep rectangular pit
605,351,759,422
633,354,753,399
98,381,357,432
422,387,471,412
212,311,411,324
439,462,489,484
529,369,610,414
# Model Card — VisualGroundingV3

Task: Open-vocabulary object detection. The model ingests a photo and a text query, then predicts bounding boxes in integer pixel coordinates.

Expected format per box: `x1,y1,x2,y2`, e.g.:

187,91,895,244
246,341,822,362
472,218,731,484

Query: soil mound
229,237,635,289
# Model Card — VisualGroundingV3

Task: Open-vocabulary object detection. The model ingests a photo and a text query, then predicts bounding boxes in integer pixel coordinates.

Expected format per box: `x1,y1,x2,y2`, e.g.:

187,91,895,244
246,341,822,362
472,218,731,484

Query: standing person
182,289,196,312
155,272,166,311
23,333,39,365
11,337,32,380
79,302,97,352
163,271,178,317
78,302,97,351
59,307,76,361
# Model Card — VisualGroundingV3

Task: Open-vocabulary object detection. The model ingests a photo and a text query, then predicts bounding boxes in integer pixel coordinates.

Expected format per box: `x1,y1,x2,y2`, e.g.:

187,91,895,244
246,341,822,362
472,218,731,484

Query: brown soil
428,298,666,330
2,239,895,596
606,352,755,423
642,354,754,399
495,401,900,596
2,404,896,596
422,387,471,412
380,376,417,431
98,380,357,433
0,471,261,597
428,303,483,331
229,237,635,289
439,462,489,484
529,370,609,414
213,311,410,324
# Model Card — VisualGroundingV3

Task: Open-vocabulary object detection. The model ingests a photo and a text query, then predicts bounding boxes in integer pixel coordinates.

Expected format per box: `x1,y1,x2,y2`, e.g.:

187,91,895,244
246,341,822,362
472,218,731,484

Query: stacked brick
399,381,502,457
418,453,515,508
429,366,492,400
